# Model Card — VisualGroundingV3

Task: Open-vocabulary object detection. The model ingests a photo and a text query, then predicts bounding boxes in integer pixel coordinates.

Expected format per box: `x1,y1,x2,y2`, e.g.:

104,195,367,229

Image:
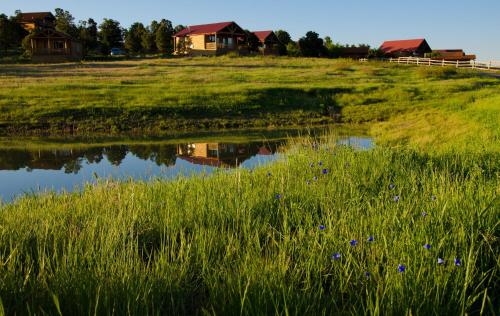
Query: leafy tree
54,8,78,37
78,18,98,55
125,22,147,54
156,19,174,55
0,13,27,55
98,19,123,54
286,41,301,57
174,25,185,34
324,36,343,58
275,30,291,55
298,31,326,57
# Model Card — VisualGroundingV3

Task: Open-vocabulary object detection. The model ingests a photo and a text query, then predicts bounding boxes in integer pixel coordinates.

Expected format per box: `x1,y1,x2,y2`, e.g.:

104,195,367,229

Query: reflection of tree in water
83,147,104,164
63,159,83,174
104,146,128,166
129,145,177,167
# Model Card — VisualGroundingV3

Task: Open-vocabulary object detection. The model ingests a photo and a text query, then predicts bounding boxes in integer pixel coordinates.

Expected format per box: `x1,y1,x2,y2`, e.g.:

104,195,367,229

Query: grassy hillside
0,57,498,135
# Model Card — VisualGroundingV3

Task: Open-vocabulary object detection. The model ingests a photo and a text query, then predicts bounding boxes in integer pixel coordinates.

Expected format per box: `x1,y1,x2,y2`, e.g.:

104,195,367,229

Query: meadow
0,57,499,315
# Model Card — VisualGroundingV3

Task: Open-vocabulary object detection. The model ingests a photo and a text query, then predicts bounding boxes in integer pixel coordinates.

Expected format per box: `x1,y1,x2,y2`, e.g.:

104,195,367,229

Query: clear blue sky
2,0,499,60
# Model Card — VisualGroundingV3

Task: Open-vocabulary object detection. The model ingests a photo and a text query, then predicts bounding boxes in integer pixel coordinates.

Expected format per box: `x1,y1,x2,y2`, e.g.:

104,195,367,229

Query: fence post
456,60,459,68
428,59,431,66
442,59,445,67
488,61,491,70
472,61,475,69
417,58,420,65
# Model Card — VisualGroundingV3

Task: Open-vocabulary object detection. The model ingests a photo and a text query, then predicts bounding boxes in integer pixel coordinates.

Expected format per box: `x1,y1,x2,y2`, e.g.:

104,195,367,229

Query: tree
275,30,292,55
286,41,301,57
324,36,343,58
98,19,123,54
0,14,27,55
174,24,186,34
156,19,174,55
298,31,326,57
54,8,78,37
125,22,147,54
78,18,98,55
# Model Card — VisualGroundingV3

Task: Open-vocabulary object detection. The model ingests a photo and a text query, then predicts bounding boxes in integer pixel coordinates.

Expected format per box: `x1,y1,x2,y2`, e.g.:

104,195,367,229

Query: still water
0,132,373,203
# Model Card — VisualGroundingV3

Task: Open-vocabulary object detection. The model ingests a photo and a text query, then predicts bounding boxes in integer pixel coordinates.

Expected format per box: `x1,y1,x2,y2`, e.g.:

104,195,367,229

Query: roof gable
253,31,274,43
174,21,245,37
380,39,429,54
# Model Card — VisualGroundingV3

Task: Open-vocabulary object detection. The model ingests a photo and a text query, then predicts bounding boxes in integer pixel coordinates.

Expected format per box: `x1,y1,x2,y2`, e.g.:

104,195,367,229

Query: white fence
389,57,500,72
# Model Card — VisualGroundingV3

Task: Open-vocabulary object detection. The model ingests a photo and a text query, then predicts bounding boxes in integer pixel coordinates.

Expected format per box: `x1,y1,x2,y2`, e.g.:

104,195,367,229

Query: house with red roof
252,31,280,55
380,39,432,57
173,21,248,56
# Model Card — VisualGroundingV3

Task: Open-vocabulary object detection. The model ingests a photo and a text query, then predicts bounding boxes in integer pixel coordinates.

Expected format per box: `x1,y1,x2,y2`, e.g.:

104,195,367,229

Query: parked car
110,48,126,56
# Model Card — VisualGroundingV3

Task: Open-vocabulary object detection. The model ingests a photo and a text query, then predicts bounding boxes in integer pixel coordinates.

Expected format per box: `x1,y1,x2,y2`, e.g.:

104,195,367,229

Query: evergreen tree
98,19,123,54
155,19,174,55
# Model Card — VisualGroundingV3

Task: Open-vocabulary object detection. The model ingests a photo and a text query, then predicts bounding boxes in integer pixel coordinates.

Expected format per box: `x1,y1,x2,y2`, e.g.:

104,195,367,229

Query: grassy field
0,57,499,136
0,57,499,314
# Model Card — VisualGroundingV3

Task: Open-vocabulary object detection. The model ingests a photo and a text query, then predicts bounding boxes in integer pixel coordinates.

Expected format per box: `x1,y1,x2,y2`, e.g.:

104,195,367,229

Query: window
207,35,216,42
53,41,64,49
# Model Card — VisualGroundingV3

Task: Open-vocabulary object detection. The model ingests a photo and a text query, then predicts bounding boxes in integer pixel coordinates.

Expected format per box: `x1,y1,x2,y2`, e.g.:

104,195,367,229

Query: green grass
0,57,498,135
0,135,498,315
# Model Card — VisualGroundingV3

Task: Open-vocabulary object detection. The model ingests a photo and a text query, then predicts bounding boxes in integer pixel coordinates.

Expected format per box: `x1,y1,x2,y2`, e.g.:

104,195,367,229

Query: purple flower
275,194,282,200
422,211,428,218
322,168,328,175
424,244,431,250
398,264,406,273
313,176,318,181
454,258,461,267
332,253,341,260
319,161,323,166
389,183,396,190
350,239,358,247
364,272,371,279
438,258,445,265
319,225,326,231
394,196,400,203
267,172,271,177
367,236,374,242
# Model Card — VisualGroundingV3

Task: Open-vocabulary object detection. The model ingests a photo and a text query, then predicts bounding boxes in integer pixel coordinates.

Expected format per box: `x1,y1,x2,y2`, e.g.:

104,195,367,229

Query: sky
2,0,499,60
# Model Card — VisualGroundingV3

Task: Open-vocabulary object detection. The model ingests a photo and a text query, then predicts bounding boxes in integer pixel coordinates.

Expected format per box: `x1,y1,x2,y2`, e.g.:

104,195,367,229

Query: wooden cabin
27,29,83,62
430,49,476,61
252,31,280,55
173,21,248,56
18,12,82,62
339,47,370,59
380,39,432,57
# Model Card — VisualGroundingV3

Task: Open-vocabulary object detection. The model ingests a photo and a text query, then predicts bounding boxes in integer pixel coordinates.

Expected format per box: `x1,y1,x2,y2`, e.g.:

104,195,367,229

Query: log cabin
252,31,280,55
173,21,248,56
18,12,83,62
380,39,432,57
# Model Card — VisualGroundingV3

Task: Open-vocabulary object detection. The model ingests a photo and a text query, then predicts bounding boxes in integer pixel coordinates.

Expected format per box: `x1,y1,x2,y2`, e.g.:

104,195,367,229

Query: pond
0,129,373,203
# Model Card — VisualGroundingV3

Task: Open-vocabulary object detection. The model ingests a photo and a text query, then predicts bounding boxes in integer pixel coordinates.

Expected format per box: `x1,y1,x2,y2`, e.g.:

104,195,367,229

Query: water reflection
0,136,373,203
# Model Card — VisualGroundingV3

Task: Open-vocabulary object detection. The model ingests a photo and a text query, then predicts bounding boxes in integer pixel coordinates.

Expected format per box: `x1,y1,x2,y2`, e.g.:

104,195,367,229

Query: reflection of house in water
176,143,277,168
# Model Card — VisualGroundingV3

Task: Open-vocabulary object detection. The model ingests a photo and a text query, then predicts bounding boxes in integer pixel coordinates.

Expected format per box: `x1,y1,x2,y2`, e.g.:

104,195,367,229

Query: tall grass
0,135,498,315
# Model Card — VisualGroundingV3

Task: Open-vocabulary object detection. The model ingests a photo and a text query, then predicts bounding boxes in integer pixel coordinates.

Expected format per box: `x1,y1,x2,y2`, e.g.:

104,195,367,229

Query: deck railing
389,57,500,72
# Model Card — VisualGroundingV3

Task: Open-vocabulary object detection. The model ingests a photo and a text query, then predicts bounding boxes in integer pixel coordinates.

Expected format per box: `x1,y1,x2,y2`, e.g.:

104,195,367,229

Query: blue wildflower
319,225,326,231
313,176,318,181
350,239,358,247
389,183,396,190
367,236,374,242
398,264,406,273
332,253,341,260
275,194,282,200
454,258,461,267
319,161,323,166
267,172,271,177
322,168,328,175
424,244,431,250
394,196,400,203
422,211,428,217
438,258,445,265
365,272,371,279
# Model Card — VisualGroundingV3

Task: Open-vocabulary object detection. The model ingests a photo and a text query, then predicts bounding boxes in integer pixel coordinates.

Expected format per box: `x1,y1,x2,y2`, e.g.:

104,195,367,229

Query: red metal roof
174,22,235,37
380,39,427,54
253,31,274,43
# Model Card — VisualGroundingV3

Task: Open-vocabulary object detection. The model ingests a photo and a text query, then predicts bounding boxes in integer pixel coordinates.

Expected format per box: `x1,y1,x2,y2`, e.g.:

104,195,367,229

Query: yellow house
173,21,248,56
